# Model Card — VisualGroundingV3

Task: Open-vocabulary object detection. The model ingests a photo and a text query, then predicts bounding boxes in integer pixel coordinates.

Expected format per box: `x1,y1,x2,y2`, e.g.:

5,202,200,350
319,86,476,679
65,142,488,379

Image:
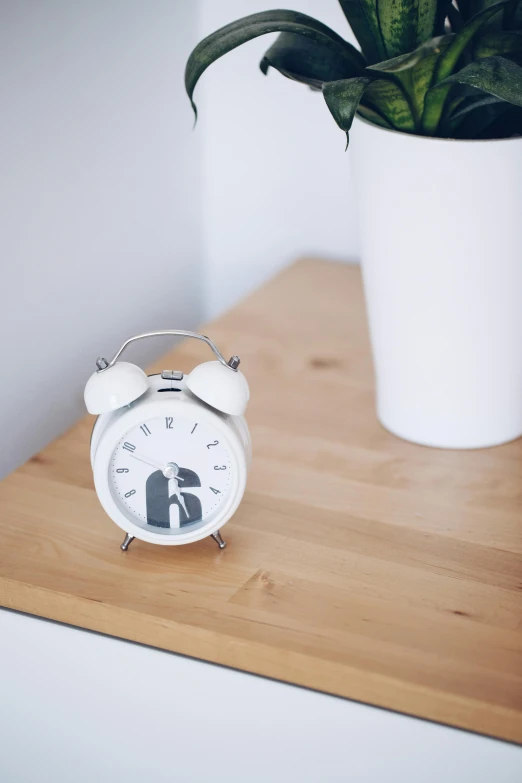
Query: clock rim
91,395,247,546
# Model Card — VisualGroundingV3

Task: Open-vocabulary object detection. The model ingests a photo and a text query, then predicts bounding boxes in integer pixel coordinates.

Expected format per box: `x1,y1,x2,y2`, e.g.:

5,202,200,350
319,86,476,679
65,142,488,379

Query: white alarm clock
85,330,251,552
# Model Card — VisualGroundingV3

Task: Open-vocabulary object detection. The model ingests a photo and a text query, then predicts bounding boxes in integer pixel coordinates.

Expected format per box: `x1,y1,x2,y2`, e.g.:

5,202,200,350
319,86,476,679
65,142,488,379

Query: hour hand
130,452,165,472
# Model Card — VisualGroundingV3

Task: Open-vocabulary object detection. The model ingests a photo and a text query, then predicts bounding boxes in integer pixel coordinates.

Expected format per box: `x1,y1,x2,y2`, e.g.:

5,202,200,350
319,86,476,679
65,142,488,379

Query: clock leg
120,533,135,551
211,531,227,550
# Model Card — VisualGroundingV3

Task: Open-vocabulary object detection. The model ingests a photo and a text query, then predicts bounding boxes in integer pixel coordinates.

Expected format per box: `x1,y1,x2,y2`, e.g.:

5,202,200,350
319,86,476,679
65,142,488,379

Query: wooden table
1,260,521,744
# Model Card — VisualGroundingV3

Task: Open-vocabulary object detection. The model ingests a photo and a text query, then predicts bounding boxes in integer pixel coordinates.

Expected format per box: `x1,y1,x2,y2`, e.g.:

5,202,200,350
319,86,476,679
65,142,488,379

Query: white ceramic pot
350,117,522,449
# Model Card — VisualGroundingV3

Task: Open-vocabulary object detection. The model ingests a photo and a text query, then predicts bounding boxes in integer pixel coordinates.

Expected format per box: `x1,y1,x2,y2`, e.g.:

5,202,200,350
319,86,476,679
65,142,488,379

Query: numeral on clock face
207,440,219,449
140,424,151,436
125,489,136,498
165,417,173,429
123,442,136,452
210,487,221,495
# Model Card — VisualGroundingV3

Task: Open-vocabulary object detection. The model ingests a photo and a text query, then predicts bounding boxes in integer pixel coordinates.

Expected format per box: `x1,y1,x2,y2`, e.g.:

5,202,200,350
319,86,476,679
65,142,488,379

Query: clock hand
175,488,189,516
178,494,189,517
130,452,165,472
130,455,189,482
168,478,189,520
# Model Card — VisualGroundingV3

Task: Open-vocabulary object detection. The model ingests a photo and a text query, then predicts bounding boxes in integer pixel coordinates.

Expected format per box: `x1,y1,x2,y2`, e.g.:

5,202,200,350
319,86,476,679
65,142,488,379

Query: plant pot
350,117,522,449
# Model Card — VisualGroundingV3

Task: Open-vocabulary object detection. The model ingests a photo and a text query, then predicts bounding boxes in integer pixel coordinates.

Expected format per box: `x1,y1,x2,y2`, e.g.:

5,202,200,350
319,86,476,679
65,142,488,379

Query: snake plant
185,1,522,144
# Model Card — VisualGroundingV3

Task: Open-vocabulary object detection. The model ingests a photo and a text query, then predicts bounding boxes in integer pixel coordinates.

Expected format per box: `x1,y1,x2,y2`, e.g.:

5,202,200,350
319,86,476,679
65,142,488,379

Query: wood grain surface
1,260,521,743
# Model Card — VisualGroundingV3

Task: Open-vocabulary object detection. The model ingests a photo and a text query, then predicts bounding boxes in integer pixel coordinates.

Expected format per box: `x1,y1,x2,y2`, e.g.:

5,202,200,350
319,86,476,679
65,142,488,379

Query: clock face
108,415,233,537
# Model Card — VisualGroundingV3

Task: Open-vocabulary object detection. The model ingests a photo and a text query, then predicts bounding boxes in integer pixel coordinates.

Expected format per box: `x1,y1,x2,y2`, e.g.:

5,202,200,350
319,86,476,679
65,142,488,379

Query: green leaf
323,71,416,137
441,54,522,106
443,92,504,134
421,82,453,132
474,31,522,59
434,0,509,83
363,78,417,129
260,32,361,89
337,0,387,64
407,37,454,115
421,0,509,132
450,101,515,136
323,74,415,144
438,58,522,135
476,105,522,136
368,35,453,123
322,77,372,146
377,0,440,59
443,82,499,117
366,35,452,74
185,10,366,117
356,102,393,127
467,0,506,20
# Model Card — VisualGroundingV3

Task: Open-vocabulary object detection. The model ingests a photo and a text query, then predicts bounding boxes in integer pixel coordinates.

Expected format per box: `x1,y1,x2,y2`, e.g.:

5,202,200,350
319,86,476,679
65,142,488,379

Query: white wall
198,0,360,318
0,0,363,475
0,0,202,479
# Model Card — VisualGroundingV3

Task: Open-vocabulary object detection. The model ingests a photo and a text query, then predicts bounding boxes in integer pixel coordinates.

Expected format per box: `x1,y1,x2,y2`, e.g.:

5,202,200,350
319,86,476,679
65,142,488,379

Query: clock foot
120,533,135,551
211,531,227,550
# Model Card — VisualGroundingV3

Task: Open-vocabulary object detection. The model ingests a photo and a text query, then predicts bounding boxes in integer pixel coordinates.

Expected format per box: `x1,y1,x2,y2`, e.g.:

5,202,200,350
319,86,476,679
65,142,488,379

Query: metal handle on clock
95,330,240,373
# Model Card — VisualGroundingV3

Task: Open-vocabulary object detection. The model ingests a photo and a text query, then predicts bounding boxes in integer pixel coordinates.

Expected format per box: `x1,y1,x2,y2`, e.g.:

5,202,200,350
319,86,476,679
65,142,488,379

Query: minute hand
130,452,165,472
